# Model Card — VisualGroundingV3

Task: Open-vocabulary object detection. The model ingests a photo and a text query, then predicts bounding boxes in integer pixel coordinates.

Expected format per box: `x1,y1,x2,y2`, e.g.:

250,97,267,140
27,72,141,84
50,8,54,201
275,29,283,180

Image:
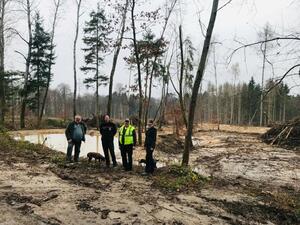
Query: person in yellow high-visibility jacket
119,118,137,171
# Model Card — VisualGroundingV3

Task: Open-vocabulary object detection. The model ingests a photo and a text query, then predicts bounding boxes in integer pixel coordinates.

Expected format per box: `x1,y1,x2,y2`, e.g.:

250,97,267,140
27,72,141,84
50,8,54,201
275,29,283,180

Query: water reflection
14,132,183,169
15,132,121,161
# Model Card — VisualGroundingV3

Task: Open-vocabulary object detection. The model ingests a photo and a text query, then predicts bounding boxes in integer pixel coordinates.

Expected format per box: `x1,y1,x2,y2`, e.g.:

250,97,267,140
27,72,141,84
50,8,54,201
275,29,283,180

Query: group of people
65,115,157,174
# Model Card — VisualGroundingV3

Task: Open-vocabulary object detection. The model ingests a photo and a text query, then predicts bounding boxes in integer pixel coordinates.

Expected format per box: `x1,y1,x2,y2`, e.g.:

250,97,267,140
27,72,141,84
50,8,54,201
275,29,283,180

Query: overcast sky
5,0,300,96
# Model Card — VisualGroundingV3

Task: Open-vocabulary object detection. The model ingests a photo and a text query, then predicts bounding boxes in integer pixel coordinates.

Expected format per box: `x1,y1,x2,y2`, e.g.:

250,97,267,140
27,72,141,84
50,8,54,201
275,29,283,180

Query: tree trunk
260,35,267,126
178,25,188,128
213,45,220,130
11,83,15,128
158,63,170,129
143,58,150,131
230,85,235,124
63,88,67,122
144,0,177,130
73,0,82,118
131,0,143,145
20,0,33,129
96,18,100,130
282,95,286,122
0,0,6,125
37,64,40,120
107,0,129,116
238,90,242,125
38,0,61,128
144,67,153,129
182,0,219,166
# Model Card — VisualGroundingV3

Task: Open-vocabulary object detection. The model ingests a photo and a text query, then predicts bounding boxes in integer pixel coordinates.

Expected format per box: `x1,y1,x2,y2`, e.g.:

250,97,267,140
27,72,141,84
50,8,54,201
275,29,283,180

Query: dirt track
0,128,299,225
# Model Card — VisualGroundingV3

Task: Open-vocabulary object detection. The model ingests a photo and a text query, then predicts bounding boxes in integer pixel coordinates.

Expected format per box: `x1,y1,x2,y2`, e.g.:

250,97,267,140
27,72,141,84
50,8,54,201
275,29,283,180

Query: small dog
87,152,106,162
138,159,158,169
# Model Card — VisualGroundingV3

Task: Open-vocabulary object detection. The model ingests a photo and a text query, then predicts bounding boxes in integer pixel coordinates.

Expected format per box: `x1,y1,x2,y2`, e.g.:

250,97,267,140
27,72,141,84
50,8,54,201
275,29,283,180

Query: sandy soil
1,126,299,225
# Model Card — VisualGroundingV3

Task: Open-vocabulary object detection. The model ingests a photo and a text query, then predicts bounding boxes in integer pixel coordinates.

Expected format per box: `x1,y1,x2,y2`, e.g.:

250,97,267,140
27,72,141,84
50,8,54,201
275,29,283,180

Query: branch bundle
261,118,300,148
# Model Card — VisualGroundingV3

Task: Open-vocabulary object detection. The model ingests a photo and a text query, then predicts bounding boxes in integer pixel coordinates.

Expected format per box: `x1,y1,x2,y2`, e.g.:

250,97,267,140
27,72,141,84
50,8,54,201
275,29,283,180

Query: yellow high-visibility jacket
119,125,135,145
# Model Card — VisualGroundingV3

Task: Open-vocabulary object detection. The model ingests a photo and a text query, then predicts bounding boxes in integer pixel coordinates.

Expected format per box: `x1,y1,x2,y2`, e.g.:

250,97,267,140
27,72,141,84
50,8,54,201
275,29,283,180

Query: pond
13,130,124,163
12,130,173,168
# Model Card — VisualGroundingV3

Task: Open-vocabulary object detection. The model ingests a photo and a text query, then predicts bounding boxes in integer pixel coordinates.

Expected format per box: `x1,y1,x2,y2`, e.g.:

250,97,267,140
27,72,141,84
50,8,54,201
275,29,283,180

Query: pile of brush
261,118,300,148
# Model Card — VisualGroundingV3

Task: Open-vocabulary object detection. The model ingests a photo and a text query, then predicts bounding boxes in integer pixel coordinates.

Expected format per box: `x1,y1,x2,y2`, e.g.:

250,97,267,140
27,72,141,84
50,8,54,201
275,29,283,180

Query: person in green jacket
119,118,136,171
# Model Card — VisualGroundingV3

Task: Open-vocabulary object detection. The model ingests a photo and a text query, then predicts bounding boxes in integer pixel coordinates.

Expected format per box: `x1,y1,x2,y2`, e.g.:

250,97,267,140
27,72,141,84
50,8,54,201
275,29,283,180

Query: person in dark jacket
100,115,117,167
65,115,87,162
143,119,157,174
119,118,136,171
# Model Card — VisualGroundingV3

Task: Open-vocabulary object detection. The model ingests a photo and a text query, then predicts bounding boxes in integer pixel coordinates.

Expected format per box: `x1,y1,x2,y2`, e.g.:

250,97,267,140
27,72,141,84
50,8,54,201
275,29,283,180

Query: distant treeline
195,77,300,126
3,75,300,128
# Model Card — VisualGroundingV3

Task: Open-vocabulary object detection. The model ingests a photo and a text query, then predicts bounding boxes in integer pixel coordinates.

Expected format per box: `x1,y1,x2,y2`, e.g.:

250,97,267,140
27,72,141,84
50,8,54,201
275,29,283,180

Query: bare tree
130,0,143,145
259,24,272,126
182,0,219,166
73,0,82,117
18,0,33,128
107,0,129,116
212,44,220,129
57,83,71,122
38,0,63,127
230,63,239,124
0,0,9,125
144,0,177,129
178,25,188,127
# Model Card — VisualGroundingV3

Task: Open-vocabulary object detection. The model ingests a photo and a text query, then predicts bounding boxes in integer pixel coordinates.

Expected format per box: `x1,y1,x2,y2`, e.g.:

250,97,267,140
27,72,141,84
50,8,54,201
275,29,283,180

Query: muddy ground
0,126,299,225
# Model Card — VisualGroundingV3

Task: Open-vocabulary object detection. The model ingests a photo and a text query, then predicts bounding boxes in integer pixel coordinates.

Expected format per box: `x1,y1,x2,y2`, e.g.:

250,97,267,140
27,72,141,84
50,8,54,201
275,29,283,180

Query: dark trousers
145,147,155,173
102,139,117,166
66,141,81,162
120,144,133,171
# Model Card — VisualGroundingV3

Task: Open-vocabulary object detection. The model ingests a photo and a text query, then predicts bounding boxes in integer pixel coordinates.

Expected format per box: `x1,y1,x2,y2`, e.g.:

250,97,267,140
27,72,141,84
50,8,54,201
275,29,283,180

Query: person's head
104,115,110,123
74,115,82,123
148,119,154,128
124,118,130,127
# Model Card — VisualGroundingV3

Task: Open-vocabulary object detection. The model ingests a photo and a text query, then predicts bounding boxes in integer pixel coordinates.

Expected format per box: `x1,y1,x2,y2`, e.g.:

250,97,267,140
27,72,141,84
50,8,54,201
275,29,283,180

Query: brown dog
87,152,105,162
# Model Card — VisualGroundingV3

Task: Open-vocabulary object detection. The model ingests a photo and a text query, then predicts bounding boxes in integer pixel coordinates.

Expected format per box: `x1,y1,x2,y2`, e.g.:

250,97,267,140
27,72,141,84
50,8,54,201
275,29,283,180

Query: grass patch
0,133,64,164
152,165,210,192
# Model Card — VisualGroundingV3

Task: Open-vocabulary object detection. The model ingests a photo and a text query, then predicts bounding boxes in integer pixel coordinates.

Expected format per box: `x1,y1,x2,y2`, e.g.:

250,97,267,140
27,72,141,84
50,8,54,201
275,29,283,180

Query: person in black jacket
100,115,117,167
65,115,87,162
143,119,157,174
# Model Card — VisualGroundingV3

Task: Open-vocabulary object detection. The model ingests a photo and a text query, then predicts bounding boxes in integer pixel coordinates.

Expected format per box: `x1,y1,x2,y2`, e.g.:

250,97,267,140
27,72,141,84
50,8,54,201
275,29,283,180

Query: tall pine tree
28,13,54,122
81,4,111,128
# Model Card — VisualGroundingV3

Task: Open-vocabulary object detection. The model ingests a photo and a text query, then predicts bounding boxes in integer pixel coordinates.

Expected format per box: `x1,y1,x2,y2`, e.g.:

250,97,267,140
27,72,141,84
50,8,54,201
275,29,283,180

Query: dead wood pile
157,134,184,154
261,118,300,147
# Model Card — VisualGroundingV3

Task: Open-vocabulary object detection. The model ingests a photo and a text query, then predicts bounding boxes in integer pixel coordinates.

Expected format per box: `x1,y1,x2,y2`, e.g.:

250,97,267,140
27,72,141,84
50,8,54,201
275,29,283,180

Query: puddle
14,131,123,162
13,131,170,168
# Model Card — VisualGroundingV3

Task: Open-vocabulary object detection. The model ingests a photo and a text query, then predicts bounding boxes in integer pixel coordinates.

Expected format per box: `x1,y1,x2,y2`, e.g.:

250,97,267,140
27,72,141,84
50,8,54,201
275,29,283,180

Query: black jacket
144,126,157,149
65,121,87,142
100,121,117,141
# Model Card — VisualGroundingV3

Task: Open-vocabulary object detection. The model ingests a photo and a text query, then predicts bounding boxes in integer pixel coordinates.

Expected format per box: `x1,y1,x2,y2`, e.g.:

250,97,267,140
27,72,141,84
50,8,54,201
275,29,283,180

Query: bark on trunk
73,0,82,118
20,0,33,129
260,36,267,126
131,0,143,145
107,0,129,116
182,0,219,166
0,0,6,125
178,25,188,128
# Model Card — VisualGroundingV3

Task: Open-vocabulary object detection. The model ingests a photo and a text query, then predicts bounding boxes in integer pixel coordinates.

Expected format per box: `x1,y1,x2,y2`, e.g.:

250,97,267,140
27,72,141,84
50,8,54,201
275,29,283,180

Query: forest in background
1,0,300,164
3,75,300,129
